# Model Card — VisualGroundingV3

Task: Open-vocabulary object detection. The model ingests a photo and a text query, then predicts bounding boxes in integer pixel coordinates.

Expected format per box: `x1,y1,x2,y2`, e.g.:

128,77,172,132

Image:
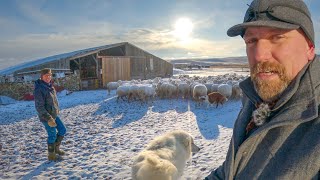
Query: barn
0,42,173,89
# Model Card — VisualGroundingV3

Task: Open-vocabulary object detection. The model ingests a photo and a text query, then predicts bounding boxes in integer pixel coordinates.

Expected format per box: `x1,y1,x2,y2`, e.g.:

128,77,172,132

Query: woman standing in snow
34,68,66,161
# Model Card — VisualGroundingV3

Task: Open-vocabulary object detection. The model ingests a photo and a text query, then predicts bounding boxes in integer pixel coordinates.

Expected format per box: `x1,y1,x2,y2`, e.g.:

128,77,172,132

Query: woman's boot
48,143,57,161
55,135,65,155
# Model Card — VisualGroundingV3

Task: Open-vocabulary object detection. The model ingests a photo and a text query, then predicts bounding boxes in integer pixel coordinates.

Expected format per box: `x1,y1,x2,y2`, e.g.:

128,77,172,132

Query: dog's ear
191,139,200,153
181,136,191,149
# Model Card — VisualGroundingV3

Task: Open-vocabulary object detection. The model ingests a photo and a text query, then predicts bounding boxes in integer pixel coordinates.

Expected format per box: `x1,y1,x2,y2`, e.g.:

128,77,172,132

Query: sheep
128,84,140,102
217,84,232,99
166,83,178,99
206,92,228,108
193,84,207,107
204,83,214,94
178,82,190,99
231,83,242,100
157,83,178,99
155,82,166,99
137,85,156,104
189,82,201,97
153,77,162,84
106,82,120,95
116,85,131,102
211,84,220,92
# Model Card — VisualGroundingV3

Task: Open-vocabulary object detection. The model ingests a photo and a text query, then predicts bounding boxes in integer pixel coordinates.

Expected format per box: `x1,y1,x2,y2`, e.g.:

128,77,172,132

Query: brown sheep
206,92,228,108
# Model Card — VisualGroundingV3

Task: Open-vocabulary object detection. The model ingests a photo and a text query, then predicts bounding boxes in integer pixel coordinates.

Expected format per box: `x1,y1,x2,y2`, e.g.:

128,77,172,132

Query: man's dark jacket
34,79,59,122
206,56,320,179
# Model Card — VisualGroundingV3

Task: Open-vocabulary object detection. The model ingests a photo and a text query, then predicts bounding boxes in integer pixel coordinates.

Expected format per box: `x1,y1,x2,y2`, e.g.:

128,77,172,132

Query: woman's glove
48,117,57,127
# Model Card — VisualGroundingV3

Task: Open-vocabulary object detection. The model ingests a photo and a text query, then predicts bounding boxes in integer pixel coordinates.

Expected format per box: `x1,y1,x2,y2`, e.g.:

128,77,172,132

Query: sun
173,18,193,40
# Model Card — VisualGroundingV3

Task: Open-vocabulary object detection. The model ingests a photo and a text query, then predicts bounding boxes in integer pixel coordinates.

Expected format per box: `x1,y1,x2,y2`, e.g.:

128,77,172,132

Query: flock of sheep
106,73,248,107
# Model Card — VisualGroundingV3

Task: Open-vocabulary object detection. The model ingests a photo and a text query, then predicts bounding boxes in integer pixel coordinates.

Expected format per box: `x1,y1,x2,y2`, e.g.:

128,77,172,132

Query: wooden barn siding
147,56,173,78
130,57,146,79
124,43,173,79
101,57,130,86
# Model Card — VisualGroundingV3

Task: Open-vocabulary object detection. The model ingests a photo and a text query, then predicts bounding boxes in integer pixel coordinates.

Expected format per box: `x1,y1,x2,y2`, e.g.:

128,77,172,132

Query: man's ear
307,41,315,61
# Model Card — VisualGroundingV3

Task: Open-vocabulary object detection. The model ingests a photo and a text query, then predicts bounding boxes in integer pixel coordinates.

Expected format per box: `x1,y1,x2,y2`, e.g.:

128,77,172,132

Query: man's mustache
251,62,286,78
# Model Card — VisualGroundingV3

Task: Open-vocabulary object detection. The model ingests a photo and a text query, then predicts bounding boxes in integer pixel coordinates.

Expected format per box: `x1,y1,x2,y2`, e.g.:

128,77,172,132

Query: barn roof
0,42,127,76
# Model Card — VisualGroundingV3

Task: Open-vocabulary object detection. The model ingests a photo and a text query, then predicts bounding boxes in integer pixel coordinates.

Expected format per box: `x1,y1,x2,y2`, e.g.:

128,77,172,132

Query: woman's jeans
42,116,67,144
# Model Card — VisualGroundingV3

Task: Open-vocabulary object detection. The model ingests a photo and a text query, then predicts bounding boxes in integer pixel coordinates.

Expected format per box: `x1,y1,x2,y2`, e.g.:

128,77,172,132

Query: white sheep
193,84,207,107
116,85,131,102
217,84,232,99
128,84,140,102
106,82,120,95
157,83,177,99
178,83,190,99
137,85,156,104
211,84,220,92
204,83,214,94
231,83,242,100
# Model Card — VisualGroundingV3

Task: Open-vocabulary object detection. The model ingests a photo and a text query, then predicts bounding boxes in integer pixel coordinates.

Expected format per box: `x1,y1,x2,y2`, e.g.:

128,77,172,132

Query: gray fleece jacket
205,56,320,180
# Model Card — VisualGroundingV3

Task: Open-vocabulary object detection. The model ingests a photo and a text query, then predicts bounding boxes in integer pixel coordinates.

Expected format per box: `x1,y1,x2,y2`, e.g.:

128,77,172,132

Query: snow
0,69,248,179
0,96,17,105
173,67,249,77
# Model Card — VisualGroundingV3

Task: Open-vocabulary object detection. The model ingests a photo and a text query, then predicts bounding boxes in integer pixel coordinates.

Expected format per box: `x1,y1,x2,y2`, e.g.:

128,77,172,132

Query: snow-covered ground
0,69,248,180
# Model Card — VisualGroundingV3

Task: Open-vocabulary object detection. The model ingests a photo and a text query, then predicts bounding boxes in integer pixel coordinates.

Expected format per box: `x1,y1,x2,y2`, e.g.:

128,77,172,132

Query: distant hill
167,56,248,66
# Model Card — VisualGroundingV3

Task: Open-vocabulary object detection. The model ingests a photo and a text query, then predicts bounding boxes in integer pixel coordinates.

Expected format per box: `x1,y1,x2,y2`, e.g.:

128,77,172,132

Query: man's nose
254,40,272,62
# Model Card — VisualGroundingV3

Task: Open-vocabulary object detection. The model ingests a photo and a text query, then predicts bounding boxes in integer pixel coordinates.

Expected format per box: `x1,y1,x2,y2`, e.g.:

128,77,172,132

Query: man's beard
251,62,291,103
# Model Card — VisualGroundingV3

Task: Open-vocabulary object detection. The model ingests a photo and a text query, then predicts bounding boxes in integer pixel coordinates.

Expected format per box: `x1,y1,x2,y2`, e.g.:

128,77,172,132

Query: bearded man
205,0,320,179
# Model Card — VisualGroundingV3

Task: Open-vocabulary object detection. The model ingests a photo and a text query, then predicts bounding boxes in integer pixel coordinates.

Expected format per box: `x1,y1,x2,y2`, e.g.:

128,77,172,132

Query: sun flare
173,18,193,40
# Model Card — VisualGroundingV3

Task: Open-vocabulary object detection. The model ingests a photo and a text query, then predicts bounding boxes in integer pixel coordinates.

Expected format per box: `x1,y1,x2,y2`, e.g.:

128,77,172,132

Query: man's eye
272,35,285,41
244,39,256,44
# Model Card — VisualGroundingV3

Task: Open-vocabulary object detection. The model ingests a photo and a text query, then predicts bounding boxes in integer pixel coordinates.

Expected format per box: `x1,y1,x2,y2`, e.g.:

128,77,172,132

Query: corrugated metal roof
0,42,126,76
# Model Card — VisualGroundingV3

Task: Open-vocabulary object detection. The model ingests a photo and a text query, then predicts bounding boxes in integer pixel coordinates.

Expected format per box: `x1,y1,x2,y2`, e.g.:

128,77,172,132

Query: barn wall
124,43,173,79
101,56,131,86
130,57,146,79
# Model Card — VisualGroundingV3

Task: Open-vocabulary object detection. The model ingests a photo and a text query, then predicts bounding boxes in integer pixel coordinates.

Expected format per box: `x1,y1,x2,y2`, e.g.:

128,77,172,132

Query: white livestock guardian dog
132,130,200,180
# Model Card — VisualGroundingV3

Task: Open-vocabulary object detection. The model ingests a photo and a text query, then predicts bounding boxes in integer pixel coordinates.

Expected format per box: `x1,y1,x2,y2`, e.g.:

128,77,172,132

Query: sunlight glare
173,18,193,40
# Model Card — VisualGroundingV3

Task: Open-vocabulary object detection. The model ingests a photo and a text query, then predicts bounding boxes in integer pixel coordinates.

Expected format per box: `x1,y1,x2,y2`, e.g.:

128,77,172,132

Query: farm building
0,42,173,89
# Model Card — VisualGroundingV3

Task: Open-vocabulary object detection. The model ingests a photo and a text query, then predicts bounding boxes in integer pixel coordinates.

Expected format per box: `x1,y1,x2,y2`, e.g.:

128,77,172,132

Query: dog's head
170,130,200,157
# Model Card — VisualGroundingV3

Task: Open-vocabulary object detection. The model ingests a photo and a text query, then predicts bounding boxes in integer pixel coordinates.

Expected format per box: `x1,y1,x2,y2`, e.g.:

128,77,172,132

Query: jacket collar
35,79,54,91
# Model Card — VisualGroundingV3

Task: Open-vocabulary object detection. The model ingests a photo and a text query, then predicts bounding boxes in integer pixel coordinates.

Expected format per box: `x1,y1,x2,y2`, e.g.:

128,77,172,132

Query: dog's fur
132,130,200,180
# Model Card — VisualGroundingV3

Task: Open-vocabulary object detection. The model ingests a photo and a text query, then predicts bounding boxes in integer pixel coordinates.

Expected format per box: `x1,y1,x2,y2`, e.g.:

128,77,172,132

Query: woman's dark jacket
34,79,59,122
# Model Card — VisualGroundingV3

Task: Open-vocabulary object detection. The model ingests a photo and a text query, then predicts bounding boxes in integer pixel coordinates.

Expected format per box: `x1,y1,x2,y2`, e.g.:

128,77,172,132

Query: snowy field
0,68,249,180
173,67,249,77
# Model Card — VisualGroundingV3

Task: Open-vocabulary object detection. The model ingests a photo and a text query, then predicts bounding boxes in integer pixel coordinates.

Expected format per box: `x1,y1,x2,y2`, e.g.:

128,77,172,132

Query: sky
0,0,319,70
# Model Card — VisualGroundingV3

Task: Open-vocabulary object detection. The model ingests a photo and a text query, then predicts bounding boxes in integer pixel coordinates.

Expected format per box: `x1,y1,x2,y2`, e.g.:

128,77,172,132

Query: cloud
117,27,246,59
0,23,246,69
